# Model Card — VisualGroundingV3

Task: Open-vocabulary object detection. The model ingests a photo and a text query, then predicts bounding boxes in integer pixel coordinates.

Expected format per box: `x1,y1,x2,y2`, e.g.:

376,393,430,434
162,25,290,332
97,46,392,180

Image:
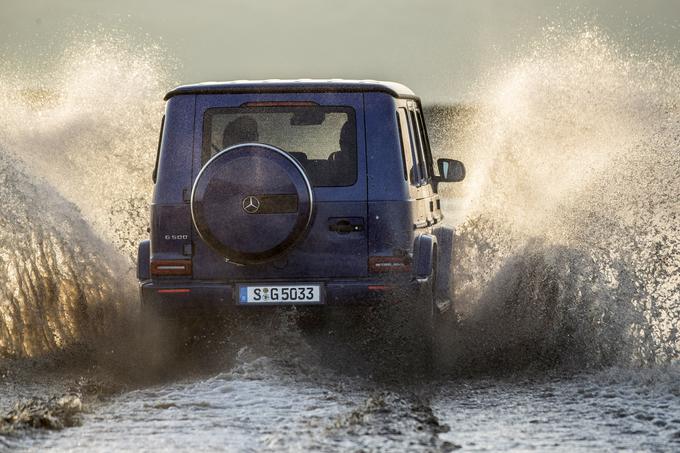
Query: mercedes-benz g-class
137,79,465,349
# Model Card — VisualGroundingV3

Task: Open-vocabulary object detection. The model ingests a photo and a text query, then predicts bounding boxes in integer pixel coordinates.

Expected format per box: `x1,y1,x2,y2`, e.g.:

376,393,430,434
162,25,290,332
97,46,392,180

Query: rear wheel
417,274,439,365
416,258,456,372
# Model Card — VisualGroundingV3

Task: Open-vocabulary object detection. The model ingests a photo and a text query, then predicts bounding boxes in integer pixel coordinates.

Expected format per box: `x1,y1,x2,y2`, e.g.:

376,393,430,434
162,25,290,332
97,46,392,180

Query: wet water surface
4,351,679,451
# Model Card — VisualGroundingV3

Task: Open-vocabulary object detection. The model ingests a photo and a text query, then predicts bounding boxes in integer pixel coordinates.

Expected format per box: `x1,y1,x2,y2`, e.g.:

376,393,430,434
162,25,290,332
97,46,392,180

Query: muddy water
1,27,680,451
6,349,680,451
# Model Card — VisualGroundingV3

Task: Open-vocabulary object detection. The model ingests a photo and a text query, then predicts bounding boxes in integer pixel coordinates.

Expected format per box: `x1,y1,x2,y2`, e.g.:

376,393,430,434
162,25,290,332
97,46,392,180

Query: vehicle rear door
191,92,369,280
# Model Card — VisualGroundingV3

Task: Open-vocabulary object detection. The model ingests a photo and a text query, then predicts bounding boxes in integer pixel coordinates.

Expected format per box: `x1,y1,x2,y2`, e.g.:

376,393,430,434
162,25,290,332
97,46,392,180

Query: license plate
237,284,323,304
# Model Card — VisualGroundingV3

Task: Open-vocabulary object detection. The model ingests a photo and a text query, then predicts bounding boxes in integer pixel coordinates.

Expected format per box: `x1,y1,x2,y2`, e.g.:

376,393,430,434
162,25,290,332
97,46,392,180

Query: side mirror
437,158,465,182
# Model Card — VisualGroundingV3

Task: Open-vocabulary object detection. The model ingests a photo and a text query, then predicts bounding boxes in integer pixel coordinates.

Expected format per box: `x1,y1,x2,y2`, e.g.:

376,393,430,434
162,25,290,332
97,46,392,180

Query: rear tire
416,258,456,373
416,275,439,369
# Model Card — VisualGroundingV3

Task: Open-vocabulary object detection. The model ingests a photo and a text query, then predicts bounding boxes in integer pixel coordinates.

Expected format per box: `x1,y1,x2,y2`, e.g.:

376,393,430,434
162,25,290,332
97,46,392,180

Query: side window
415,109,435,178
407,112,422,183
396,109,415,184
408,109,429,181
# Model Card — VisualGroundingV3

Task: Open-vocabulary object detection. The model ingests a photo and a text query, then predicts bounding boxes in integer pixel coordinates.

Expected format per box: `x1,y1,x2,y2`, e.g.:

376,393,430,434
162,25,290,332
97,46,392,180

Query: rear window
203,105,357,187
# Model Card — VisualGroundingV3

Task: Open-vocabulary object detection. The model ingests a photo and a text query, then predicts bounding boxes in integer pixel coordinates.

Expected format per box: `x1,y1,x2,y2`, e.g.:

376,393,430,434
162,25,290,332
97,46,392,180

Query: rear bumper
139,278,420,316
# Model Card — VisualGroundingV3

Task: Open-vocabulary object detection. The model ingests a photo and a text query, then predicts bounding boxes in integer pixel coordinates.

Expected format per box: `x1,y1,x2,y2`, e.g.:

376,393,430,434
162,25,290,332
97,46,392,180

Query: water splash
0,27,677,369
438,26,680,367
0,152,130,356
0,36,171,357
0,35,169,259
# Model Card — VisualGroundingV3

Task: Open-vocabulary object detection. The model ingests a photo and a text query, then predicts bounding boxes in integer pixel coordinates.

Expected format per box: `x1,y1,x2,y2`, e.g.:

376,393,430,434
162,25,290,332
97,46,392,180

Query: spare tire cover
191,143,313,264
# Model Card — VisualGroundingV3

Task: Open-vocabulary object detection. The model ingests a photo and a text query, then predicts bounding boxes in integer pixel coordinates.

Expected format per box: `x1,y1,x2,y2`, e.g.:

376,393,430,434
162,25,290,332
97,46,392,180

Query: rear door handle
328,217,364,234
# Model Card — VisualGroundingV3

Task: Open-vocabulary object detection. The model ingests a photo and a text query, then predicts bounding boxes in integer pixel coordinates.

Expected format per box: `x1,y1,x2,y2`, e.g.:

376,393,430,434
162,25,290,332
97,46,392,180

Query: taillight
368,256,411,273
150,260,192,276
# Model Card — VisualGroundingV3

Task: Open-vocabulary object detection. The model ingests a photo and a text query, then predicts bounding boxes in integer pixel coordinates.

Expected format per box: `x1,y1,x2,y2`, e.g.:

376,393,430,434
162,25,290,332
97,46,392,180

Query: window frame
152,115,165,184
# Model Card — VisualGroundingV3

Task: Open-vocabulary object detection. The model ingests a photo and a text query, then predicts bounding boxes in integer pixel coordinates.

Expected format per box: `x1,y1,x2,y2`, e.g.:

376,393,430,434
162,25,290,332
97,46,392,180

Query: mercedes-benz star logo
242,196,261,214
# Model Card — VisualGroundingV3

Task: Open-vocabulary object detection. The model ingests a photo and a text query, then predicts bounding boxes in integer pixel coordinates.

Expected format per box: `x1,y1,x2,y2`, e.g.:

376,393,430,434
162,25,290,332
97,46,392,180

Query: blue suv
138,80,465,345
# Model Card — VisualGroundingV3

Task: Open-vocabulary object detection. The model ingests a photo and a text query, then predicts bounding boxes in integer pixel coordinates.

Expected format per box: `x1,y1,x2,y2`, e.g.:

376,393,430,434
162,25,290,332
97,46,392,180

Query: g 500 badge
164,234,189,240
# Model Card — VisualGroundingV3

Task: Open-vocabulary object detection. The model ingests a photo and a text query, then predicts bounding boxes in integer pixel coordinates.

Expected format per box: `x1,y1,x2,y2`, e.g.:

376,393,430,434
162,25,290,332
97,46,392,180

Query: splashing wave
0,36,170,357
439,27,680,368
